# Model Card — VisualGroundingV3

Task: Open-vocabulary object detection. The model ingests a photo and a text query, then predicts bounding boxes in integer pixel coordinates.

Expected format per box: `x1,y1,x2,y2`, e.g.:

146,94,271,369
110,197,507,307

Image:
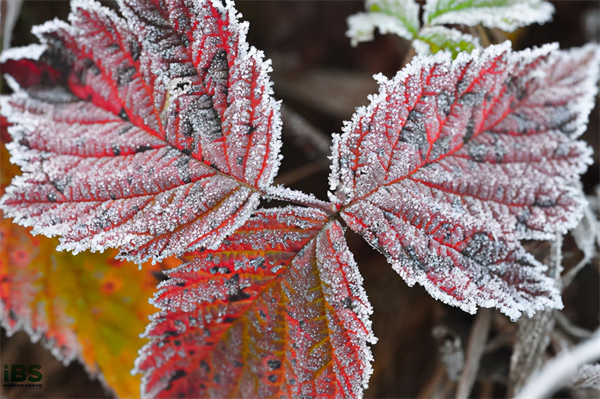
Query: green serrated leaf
424,0,554,32
414,26,481,58
347,0,421,46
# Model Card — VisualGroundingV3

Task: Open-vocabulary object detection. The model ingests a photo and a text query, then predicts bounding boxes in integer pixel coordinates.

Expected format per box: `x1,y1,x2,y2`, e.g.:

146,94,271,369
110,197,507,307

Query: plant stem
515,332,600,399
455,308,493,399
263,186,336,215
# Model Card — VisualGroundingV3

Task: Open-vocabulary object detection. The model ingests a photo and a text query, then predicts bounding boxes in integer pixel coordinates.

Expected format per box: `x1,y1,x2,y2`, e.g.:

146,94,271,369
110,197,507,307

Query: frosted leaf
346,0,420,46
413,26,481,58
0,0,282,263
424,0,555,32
330,42,600,319
135,207,376,399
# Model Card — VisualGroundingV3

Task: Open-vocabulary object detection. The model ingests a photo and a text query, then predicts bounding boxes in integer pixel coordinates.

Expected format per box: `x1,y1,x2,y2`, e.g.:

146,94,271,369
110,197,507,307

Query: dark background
1,1,599,398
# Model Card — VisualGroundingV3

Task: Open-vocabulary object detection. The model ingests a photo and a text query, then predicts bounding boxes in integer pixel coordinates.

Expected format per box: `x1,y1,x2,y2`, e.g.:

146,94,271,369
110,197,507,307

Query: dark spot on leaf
174,340,181,346
405,245,425,270
533,198,556,208
233,360,243,368
267,374,277,383
107,43,120,52
117,65,136,86
228,290,250,302
463,117,475,144
112,145,121,156
223,316,237,323
135,145,154,153
129,40,141,61
47,192,57,202
109,193,116,200
200,360,210,373
51,176,71,194
342,297,354,309
213,374,220,384
118,108,129,121
267,359,281,370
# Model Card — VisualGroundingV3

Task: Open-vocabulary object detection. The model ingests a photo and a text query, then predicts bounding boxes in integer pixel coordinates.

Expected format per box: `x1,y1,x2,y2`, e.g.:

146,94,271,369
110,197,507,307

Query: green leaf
347,0,421,46
424,0,554,32
414,26,481,58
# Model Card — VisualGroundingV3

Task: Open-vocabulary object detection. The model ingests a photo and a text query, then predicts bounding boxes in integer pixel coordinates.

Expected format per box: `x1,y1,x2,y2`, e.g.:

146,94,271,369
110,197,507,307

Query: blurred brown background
1,1,599,398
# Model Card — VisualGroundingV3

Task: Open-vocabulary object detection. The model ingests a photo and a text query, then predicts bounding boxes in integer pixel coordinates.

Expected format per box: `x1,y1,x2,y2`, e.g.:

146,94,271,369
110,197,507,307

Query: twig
263,185,335,215
483,331,514,354
455,308,493,399
280,104,331,165
562,256,594,289
555,312,593,340
273,161,325,186
515,332,600,399
507,237,563,396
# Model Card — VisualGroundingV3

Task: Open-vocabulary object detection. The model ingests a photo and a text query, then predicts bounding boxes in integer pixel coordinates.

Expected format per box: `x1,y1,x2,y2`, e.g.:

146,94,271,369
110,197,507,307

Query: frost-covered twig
455,308,492,399
515,332,600,399
263,185,336,215
508,237,562,396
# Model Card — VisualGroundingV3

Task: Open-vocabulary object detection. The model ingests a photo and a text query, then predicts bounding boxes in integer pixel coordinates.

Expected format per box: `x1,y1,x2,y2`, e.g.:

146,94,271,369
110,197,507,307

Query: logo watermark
3,364,43,388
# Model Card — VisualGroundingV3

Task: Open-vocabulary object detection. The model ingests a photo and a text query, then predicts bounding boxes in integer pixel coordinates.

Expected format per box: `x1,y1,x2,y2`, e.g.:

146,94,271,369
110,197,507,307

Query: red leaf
0,0,281,263
136,207,376,398
330,42,599,319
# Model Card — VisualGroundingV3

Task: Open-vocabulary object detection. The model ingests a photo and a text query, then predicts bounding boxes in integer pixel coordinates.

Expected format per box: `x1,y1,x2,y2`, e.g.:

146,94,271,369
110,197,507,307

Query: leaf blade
346,0,421,46
414,26,481,58
0,0,282,263
136,207,376,398
424,0,555,31
330,42,600,319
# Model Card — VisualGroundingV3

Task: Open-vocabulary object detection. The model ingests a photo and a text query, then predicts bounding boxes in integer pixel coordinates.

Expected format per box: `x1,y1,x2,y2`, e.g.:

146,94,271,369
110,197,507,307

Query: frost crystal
330,42,600,319
136,207,376,399
424,0,555,32
0,0,282,263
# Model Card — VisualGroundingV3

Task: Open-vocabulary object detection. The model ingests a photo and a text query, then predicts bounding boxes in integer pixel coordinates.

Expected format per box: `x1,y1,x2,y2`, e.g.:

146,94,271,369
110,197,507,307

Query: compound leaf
0,0,281,263
414,26,481,58
0,139,168,398
347,0,421,46
136,207,376,398
424,0,555,32
329,42,600,319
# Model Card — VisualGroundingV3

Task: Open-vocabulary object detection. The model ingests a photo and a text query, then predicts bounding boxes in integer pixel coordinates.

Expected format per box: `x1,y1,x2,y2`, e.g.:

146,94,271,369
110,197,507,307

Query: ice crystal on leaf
330,42,600,320
136,207,376,399
424,0,555,32
0,0,281,263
